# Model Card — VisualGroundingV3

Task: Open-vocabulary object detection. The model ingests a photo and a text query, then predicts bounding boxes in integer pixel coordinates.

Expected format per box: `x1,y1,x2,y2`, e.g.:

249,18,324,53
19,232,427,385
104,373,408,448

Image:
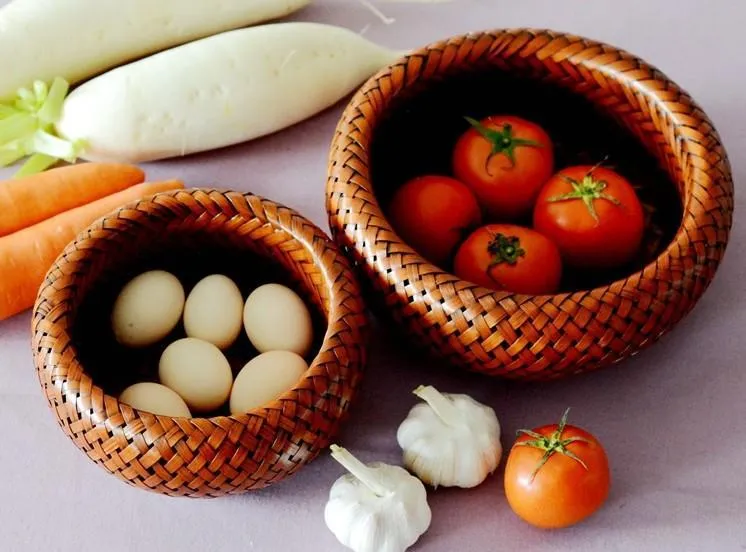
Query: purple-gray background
1,1,744,551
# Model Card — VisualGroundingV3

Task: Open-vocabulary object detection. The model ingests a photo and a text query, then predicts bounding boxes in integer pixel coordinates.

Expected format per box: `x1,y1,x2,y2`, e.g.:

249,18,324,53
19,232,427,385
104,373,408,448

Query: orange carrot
0,162,146,237
0,179,183,321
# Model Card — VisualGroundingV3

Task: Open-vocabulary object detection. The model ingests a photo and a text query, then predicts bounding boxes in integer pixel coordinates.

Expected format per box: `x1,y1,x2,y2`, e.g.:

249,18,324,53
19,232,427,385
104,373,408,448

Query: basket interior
68,213,329,417
369,68,683,292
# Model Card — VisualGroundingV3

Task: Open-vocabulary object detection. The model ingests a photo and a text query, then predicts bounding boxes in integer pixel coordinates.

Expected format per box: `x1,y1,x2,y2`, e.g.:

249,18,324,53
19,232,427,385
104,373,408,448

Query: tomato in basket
533,164,645,269
388,175,482,268
452,115,554,220
453,223,562,295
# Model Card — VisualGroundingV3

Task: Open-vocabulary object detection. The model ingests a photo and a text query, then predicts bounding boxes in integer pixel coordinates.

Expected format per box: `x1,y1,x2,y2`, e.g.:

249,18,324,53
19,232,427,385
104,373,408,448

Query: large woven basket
31,189,368,497
326,28,733,381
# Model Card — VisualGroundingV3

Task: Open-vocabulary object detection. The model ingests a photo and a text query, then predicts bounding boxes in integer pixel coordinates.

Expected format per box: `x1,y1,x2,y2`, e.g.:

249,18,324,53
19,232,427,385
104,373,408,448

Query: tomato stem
514,407,591,483
464,116,543,176
487,233,525,267
546,165,621,223
485,232,524,289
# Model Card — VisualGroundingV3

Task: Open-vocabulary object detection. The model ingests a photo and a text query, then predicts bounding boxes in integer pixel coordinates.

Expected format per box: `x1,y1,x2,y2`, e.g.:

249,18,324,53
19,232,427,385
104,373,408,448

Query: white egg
119,382,192,418
183,274,243,349
229,350,308,415
243,283,313,356
111,270,185,348
158,337,233,413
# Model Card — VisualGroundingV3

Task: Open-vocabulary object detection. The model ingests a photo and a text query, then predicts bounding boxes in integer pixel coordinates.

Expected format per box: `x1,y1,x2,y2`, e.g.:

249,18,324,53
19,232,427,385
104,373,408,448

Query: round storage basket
326,28,733,381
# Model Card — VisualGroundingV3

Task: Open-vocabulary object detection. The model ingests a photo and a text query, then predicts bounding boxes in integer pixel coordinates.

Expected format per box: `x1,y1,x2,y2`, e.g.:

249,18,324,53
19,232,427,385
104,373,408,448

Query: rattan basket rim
31,187,366,425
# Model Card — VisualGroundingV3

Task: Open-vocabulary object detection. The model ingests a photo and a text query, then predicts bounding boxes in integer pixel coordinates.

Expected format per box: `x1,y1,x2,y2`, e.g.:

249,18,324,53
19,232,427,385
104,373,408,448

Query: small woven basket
31,189,368,497
326,28,734,381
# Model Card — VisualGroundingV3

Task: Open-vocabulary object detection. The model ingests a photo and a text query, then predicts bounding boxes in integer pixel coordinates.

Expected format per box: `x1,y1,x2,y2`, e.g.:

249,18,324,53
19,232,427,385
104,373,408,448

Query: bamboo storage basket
326,28,734,381
31,189,368,497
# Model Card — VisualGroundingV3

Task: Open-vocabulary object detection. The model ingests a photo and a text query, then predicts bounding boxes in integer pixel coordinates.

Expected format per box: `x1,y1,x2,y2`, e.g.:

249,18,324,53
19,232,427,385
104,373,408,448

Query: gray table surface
1,1,745,551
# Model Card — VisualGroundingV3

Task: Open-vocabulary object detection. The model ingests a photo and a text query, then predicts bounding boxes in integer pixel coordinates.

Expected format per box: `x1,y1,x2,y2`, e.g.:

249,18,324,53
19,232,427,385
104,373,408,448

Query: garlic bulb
324,445,431,552
396,385,502,489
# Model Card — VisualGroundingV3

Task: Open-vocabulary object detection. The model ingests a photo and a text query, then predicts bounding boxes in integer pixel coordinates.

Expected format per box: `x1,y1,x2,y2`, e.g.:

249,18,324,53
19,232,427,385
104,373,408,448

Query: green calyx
487,233,525,267
0,77,84,178
547,169,621,223
515,407,591,483
464,116,543,175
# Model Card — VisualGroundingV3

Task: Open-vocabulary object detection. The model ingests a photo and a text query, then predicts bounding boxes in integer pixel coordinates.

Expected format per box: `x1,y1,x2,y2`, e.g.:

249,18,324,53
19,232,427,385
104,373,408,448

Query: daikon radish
0,22,402,171
0,0,311,101
58,23,400,163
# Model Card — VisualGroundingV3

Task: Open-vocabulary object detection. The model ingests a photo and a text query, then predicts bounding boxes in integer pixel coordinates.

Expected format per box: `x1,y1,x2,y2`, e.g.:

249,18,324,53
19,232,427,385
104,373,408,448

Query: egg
111,270,185,347
119,382,192,418
229,350,308,414
158,337,233,413
183,274,244,349
243,283,313,356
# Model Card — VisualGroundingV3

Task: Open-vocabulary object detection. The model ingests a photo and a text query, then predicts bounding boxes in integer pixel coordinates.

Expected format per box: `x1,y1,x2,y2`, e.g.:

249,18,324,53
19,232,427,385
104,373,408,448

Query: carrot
0,162,146,237
0,179,183,321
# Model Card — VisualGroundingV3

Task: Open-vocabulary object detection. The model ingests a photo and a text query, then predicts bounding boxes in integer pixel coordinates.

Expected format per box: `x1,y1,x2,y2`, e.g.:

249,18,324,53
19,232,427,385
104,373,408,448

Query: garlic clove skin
396,386,503,489
324,446,431,552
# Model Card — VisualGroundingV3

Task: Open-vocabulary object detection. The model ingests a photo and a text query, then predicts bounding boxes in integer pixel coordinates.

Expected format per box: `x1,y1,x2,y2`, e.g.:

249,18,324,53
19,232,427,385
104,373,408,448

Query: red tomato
533,164,645,269
453,224,562,294
388,175,481,267
504,409,611,529
452,115,554,220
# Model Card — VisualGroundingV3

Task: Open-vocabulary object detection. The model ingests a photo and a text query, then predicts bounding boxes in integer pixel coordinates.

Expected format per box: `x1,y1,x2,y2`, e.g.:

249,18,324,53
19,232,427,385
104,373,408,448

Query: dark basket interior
69,227,328,417
369,69,683,292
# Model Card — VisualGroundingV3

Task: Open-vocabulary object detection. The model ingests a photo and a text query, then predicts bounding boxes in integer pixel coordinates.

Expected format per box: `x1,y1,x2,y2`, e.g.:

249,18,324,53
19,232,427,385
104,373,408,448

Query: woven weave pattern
326,29,733,380
31,189,368,497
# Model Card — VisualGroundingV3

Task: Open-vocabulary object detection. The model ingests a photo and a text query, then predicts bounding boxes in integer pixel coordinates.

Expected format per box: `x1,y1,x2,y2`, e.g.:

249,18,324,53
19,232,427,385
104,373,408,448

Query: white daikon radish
0,0,311,101
0,22,402,171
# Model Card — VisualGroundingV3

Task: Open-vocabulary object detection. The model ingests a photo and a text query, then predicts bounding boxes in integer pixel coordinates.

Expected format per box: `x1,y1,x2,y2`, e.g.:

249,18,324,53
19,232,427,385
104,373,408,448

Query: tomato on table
504,409,611,529
387,175,482,267
453,224,562,294
533,164,645,269
452,115,554,220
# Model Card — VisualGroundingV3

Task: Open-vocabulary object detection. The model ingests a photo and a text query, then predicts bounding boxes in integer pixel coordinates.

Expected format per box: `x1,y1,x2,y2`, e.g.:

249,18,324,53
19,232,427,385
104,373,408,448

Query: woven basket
326,28,733,381
31,189,368,497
